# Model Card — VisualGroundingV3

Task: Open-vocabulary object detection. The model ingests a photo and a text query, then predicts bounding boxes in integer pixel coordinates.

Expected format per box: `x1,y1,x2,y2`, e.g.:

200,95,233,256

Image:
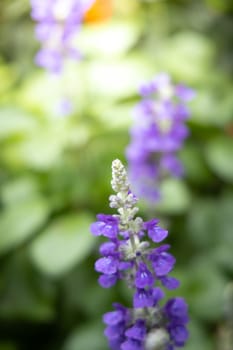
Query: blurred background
0,0,233,349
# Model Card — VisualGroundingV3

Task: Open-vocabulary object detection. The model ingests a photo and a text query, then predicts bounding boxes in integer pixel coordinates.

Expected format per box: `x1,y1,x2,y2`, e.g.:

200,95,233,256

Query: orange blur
84,0,113,23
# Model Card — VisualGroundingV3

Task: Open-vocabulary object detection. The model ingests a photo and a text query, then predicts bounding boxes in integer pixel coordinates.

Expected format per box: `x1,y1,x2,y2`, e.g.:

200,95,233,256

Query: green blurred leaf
63,322,106,350
30,213,94,277
0,197,50,255
182,258,227,321
155,32,215,83
191,88,233,126
180,143,212,185
156,179,191,214
86,55,153,100
0,253,55,321
17,70,85,117
3,124,68,170
205,136,233,182
91,102,133,130
184,320,214,350
80,20,141,57
1,176,39,206
0,108,38,139
0,343,17,350
187,194,233,251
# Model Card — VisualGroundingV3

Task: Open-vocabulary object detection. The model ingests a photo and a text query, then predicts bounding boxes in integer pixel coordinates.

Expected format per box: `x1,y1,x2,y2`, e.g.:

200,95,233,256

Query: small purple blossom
126,73,195,203
135,263,154,289
125,320,147,341
133,288,154,308
144,219,168,243
91,160,189,349
95,256,119,275
90,214,119,239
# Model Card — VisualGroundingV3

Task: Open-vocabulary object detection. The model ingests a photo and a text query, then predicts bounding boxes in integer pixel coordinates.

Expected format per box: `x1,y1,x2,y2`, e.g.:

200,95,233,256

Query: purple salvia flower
90,214,119,239
95,256,119,275
126,73,195,203
91,159,189,349
30,0,95,72
133,288,154,308
125,320,147,341
144,219,168,243
135,263,154,289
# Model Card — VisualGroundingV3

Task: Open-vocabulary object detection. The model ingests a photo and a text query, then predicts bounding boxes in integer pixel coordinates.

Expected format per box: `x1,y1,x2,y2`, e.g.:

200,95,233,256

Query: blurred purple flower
30,0,95,72
126,73,195,203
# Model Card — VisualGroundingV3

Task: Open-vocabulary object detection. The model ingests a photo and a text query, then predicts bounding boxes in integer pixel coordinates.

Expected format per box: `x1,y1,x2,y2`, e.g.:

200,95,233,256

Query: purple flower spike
30,0,95,72
92,160,189,349
126,74,194,203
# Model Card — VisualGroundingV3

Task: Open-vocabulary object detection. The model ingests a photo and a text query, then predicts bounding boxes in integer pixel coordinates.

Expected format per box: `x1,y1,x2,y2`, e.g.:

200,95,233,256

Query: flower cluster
30,0,95,72
91,159,189,350
126,73,195,202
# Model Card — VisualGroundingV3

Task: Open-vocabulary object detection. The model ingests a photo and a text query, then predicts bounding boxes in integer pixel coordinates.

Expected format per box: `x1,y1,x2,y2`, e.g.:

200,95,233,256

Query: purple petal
121,339,143,350
95,257,118,275
169,325,189,346
103,310,125,326
98,274,118,288
99,242,117,256
152,252,176,277
133,289,154,308
125,320,146,341
175,84,195,101
160,276,180,290
135,263,154,288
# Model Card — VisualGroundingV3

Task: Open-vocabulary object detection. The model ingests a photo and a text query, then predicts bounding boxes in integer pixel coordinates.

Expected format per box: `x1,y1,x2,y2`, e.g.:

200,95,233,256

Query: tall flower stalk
126,73,195,203
30,0,95,73
91,159,189,350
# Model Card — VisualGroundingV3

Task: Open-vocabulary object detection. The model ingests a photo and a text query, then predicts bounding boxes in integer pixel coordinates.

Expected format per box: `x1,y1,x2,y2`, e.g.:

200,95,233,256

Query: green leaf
30,213,94,277
180,143,213,185
187,194,233,250
205,136,233,183
184,320,214,350
156,179,191,214
0,107,38,139
3,124,68,170
0,253,55,321
1,176,39,206
91,102,134,130
191,87,233,126
155,32,215,83
0,343,17,350
63,322,107,350
79,20,141,57
184,258,227,321
0,197,50,255
86,55,153,100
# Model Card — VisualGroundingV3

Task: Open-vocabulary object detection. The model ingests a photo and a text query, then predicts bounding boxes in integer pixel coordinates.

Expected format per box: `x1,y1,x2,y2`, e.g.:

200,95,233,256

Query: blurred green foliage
0,0,233,349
